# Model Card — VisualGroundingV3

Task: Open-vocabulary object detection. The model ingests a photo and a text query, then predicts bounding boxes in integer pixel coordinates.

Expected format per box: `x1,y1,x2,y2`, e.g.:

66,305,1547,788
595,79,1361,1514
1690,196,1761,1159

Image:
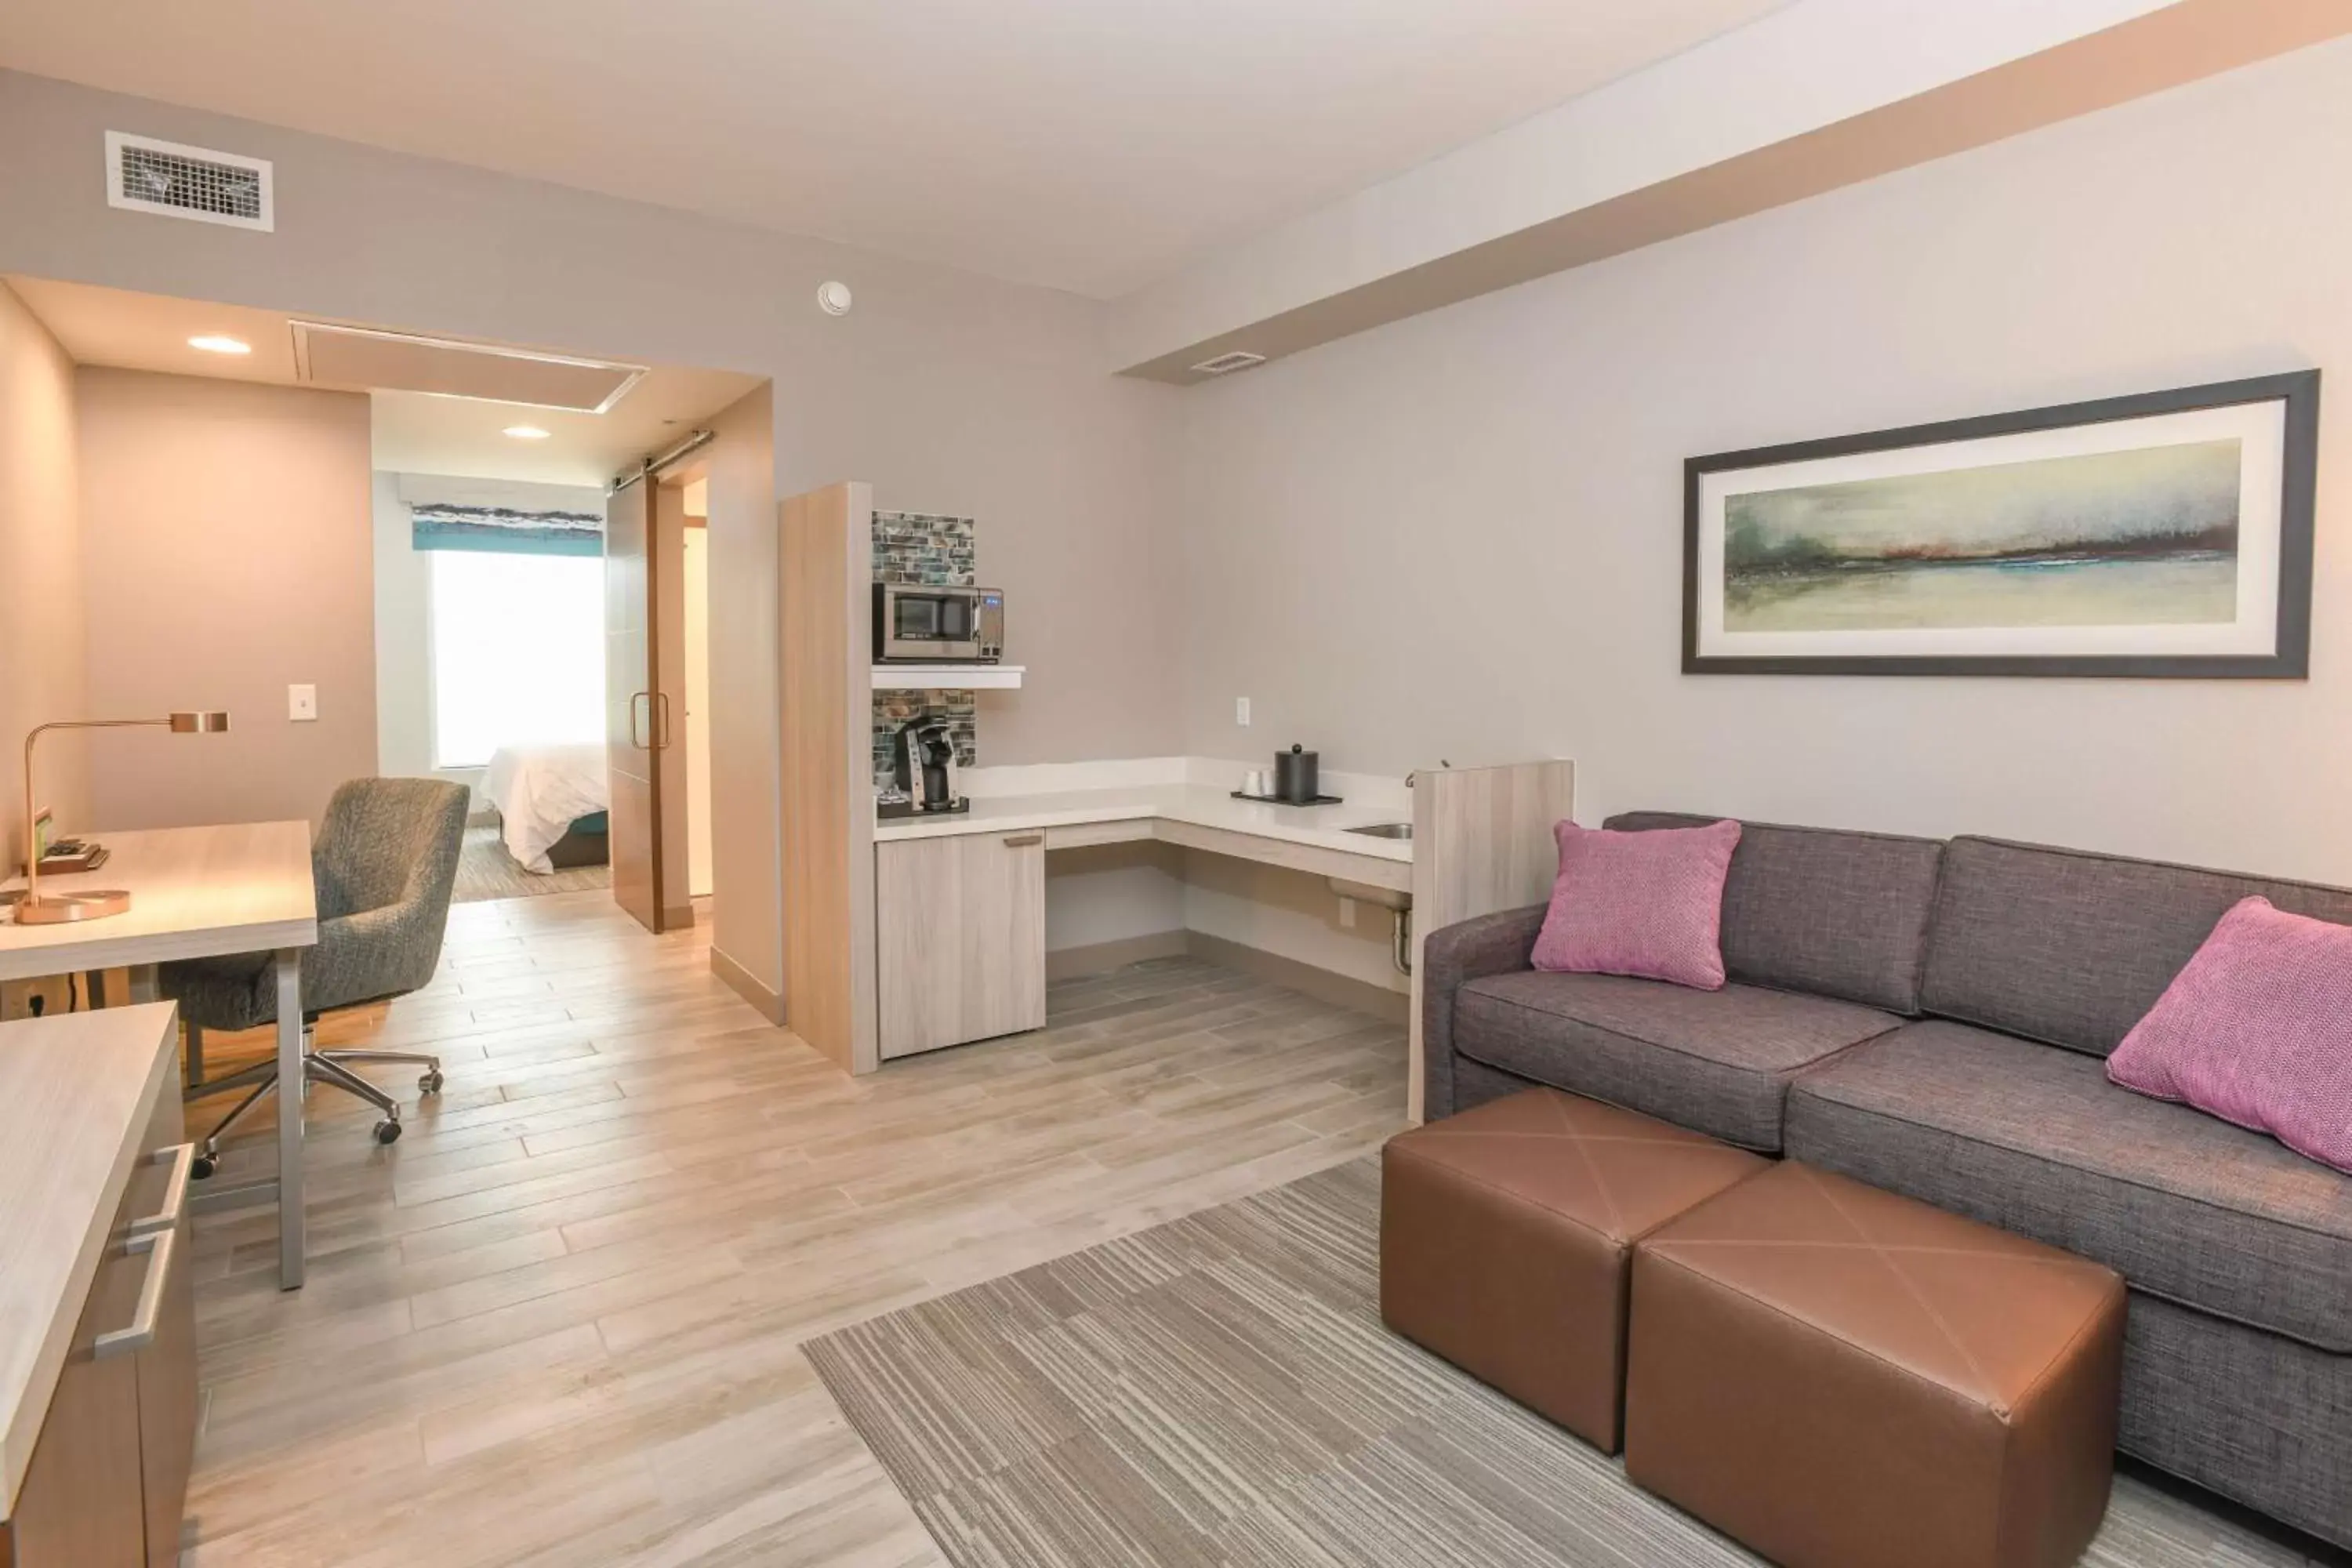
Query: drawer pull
128,1142,196,1237
1003,833,1044,848
94,1229,176,1360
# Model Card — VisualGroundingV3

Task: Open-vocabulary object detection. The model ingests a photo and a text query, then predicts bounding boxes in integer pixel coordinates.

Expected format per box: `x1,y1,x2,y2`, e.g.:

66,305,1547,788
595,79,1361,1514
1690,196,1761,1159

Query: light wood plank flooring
179,889,1407,1566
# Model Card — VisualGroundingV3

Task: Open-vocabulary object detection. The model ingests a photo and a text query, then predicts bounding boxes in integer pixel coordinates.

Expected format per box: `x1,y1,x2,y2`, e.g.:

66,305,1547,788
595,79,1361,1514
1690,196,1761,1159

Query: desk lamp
13,711,232,924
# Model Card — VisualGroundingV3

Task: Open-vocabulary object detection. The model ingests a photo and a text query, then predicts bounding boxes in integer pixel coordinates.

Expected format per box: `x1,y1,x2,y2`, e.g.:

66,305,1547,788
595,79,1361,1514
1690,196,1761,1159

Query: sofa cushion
2107,895,2352,1176
1787,1020,2352,1352
1532,817,1740,989
1604,812,1943,1014
1918,835,2352,1057
1453,970,1900,1151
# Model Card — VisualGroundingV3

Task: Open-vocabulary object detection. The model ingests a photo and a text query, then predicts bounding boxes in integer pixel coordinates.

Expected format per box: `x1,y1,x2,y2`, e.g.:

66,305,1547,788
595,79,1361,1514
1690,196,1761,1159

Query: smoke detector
1189,350,1266,377
106,132,274,231
817,281,853,316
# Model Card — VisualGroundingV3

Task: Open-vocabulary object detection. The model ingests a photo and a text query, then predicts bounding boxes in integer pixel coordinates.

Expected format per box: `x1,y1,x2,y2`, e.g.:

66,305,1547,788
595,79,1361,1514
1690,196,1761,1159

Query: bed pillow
1530,818,1741,990
2107,895,2352,1175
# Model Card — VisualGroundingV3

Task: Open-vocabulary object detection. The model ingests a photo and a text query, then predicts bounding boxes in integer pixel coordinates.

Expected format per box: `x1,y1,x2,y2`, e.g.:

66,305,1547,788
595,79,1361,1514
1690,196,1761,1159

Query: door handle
653,691,673,750
94,1228,176,1359
127,1142,195,1237
1003,833,1044,848
630,691,652,750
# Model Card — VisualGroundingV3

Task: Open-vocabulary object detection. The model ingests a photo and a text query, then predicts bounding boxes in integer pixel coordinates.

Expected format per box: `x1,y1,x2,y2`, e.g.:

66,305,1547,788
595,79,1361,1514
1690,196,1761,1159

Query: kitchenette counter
873,780,1413,886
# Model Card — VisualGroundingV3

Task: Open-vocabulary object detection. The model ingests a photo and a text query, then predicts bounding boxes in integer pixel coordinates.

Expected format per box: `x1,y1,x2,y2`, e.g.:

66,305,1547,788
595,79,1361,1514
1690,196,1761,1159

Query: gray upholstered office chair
165,776,470,1177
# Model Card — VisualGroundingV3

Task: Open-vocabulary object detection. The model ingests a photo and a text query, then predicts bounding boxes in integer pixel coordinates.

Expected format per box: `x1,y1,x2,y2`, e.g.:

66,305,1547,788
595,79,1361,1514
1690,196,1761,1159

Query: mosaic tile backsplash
872,510,979,790
874,511,975,586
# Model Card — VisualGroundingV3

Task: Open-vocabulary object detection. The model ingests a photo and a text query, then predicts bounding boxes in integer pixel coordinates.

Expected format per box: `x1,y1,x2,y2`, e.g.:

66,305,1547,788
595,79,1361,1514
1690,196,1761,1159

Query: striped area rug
805,1159,2323,1568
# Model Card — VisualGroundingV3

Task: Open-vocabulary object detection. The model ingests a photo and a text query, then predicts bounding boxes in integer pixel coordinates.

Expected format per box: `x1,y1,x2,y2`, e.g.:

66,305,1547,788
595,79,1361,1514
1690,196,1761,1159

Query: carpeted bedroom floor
450,823,612,902
807,1159,2331,1568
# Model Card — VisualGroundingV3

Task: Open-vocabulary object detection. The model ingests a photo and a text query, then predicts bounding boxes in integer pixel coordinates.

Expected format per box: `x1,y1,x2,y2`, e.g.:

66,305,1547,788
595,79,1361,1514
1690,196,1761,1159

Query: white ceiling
0,0,1784,299
6,274,762,486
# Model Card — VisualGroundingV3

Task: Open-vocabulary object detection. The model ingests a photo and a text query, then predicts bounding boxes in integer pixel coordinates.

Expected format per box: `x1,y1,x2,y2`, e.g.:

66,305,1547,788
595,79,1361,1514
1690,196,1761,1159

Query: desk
872,782,1414,891
1,823,318,1289
872,784,1414,1060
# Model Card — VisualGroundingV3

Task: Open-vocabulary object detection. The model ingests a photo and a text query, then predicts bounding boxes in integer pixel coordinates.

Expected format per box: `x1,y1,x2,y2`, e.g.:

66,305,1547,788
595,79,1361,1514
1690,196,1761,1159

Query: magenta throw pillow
2107,895,2352,1175
1530,818,1740,990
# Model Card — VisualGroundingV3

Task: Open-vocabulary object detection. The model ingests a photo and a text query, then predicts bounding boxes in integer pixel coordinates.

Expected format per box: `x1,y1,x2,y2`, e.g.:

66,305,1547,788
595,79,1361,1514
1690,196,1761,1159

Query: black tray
1229,790,1344,806
877,799,971,819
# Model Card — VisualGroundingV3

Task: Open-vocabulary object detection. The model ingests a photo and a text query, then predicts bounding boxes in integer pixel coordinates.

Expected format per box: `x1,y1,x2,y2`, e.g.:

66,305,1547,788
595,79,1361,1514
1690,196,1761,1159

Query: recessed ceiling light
503,425,551,440
187,334,251,355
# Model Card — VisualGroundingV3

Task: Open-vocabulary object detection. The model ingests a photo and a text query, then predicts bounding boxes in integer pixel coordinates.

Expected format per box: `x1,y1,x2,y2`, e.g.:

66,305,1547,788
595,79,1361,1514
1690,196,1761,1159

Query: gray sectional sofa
1421,812,2352,1550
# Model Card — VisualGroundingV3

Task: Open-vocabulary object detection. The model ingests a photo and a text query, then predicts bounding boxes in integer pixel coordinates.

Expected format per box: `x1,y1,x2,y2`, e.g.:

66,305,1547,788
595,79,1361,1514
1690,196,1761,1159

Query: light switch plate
289,683,318,722
1235,696,1251,727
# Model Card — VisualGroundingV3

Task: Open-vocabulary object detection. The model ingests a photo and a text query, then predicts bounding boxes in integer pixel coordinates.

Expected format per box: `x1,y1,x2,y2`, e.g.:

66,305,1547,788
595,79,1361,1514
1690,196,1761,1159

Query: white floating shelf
871,664,1026,691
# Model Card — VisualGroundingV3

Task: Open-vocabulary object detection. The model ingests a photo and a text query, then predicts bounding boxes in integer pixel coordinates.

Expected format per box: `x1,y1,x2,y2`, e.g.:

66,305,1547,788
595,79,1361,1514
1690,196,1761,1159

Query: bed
483,742,610,874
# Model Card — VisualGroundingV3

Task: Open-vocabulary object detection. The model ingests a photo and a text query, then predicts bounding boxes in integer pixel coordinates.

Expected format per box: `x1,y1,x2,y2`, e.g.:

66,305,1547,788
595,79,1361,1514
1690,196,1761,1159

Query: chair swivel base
187,1037,445,1178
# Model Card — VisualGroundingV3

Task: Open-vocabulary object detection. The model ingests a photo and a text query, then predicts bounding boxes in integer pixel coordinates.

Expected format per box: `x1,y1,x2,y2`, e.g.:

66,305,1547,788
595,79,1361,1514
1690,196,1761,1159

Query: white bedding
484,742,609,873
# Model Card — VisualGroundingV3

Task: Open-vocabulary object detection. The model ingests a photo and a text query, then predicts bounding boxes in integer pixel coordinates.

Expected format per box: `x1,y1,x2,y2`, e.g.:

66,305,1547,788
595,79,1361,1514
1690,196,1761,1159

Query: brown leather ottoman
1626,1161,2126,1568
1381,1087,1766,1452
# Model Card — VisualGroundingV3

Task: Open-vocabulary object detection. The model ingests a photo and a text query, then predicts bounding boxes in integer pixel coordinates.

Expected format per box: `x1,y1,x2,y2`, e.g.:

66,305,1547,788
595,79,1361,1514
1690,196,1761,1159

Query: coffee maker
883,716,968,817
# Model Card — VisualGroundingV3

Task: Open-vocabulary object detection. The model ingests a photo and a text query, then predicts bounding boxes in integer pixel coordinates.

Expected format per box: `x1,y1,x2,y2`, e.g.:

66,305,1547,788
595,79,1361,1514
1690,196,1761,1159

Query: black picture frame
1681,370,2320,678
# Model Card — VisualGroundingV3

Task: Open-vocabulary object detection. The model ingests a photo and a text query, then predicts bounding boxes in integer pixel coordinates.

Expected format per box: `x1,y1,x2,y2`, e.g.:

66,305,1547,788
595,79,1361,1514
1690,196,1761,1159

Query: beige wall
0,281,86,861
701,383,782,994
75,368,375,829
1175,37,2352,885
0,67,1182,993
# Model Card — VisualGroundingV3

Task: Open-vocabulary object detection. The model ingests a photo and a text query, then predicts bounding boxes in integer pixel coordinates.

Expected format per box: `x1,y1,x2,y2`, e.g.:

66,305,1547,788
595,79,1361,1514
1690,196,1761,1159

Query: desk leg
274,949,306,1290
127,964,158,1005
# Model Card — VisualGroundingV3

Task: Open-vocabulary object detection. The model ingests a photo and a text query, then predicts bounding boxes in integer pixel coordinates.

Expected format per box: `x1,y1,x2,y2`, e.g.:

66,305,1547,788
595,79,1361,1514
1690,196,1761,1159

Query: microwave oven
873,583,1004,662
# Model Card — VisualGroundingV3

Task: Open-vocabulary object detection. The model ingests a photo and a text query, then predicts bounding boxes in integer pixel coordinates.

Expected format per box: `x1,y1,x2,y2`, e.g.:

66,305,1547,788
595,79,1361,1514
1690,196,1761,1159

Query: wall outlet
1235,696,1251,727
289,683,318,722
1338,895,1356,929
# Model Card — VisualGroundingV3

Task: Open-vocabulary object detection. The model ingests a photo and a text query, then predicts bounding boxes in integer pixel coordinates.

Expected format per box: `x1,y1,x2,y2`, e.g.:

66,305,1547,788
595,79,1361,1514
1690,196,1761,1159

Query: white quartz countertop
873,782,1413,864
0,1004,180,1519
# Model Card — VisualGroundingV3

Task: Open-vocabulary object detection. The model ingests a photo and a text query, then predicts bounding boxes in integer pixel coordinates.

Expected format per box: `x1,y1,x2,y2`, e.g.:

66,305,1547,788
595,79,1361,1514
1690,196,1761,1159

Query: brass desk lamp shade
13,711,232,924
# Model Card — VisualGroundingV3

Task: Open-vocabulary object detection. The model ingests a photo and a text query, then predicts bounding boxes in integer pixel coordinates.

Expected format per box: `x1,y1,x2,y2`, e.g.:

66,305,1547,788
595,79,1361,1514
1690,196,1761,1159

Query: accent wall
1173,37,2352,884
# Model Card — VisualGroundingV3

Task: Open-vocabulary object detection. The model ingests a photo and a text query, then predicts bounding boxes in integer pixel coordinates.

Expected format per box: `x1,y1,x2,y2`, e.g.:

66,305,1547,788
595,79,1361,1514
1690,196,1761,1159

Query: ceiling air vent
1189,350,1266,377
105,132,274,231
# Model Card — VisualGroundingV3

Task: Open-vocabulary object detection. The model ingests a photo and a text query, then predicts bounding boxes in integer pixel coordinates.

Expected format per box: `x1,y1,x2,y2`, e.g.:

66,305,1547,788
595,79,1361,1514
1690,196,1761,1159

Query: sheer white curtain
429,551,605,768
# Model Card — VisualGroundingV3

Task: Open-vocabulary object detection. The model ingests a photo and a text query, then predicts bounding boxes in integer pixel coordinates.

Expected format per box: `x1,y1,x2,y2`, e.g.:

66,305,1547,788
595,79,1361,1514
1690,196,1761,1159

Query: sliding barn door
605,474,665,932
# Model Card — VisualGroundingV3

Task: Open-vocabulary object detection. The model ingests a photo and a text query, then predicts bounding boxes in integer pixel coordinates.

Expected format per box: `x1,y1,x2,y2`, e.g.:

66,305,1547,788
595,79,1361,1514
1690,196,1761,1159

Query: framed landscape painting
1682,372,2319,677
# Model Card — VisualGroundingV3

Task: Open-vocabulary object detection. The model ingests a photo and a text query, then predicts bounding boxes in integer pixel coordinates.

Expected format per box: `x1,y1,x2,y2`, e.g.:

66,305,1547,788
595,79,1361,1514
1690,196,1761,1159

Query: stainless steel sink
1345,822,1413,840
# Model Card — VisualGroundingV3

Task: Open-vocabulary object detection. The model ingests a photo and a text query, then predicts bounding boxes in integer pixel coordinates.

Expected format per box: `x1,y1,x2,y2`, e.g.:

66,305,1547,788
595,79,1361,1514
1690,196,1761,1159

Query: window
429,550,605,768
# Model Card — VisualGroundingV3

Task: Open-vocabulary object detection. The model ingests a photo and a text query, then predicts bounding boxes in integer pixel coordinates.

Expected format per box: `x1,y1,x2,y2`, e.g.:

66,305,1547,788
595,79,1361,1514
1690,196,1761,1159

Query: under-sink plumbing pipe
1392,906,1412,978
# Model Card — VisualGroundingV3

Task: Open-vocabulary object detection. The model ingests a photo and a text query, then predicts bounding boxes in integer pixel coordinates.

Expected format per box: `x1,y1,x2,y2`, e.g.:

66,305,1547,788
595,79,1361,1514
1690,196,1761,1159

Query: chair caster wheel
373,1118,403,1145
191,1152,218,1180
419,1069,445,1094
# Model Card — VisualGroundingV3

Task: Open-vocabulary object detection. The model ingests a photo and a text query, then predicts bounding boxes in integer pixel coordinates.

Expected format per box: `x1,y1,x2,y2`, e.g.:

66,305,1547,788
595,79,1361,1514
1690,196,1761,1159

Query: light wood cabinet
2,1021,197,1568
876,832,1047,1058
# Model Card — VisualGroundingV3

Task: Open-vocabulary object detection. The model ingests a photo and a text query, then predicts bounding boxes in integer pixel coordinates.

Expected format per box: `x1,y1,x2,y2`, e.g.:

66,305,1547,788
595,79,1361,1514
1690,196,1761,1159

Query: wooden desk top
0,821,318,981
0,1004,180,1519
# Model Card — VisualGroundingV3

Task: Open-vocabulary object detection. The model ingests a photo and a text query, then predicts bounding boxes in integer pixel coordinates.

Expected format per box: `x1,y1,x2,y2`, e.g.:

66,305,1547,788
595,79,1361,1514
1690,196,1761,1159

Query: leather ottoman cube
1381,1087,1766,1451
1626,1161,2126,1568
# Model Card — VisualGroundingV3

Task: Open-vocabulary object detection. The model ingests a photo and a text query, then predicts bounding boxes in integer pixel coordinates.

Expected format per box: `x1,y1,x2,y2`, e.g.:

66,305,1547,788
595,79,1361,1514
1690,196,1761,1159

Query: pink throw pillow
2107,895,2352,1175
1530,818,1740,990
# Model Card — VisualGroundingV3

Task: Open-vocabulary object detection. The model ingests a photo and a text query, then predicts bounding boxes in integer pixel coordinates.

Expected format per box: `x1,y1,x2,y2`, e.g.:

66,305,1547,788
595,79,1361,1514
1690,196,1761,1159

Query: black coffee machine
883,716,968,818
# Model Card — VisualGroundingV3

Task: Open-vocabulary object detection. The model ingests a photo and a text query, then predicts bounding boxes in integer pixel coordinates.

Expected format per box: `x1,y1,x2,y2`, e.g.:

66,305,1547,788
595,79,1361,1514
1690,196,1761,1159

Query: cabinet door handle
127,1142,195,1237
94,1228,176,1360
1003,833,1043,848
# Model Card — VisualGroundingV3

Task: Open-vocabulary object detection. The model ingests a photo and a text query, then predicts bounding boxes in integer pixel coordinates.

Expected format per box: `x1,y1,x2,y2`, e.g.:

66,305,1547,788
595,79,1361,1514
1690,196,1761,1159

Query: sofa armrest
1421,903,1548,1121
